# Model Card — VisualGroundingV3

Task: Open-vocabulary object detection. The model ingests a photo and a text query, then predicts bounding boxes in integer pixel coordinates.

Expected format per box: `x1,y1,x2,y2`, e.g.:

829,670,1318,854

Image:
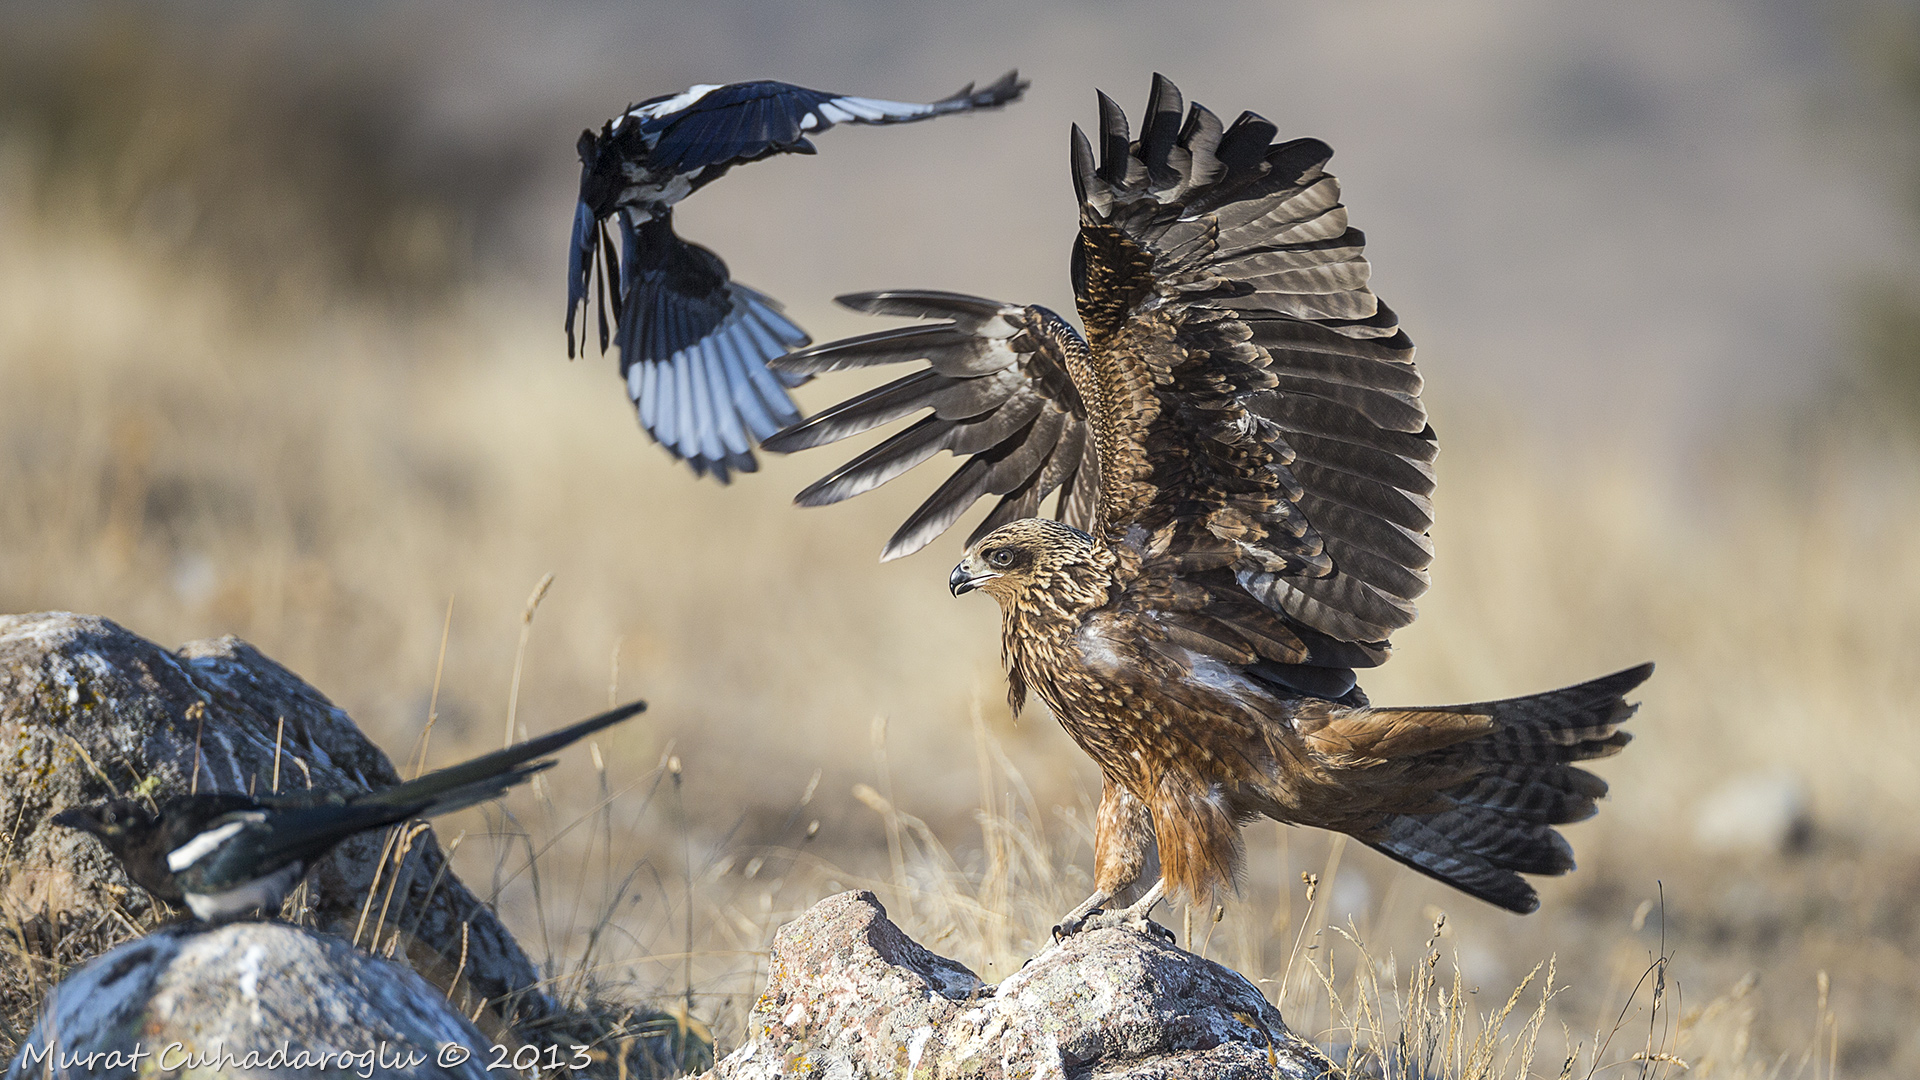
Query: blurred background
3,0,1919,1074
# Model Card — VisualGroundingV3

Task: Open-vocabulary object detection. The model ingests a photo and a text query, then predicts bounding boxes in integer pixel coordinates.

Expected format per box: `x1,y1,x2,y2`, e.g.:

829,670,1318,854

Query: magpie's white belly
618,172,694,217
183,861,305,923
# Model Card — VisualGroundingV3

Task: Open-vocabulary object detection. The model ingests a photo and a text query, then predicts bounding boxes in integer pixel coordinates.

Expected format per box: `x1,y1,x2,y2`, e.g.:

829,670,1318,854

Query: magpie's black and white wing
599,213,812,480
565,72,1027,482
630,72,1028,178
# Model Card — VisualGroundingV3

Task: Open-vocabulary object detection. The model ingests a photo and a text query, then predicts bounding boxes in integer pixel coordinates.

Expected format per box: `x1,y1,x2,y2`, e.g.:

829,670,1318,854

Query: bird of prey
55,700,645,923
566,72,1028,481
765,76,1651,930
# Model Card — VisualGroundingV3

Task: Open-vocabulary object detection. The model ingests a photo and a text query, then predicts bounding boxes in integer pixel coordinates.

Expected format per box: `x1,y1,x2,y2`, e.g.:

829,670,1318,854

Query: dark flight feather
771,297,1095,558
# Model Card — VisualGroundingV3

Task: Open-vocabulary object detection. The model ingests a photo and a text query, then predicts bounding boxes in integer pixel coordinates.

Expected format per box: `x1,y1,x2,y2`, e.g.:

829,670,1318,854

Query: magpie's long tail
358,700,647,818
1364,664,1652,914
827,70,1028,125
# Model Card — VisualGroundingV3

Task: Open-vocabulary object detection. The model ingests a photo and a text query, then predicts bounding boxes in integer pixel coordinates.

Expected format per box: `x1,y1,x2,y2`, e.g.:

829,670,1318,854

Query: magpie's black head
576,120,629,219
53,800,159,851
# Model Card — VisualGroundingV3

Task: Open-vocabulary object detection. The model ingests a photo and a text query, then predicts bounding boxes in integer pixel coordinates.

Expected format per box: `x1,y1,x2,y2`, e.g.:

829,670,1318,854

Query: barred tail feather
1368,663,1652,914
1450,662,1651,765
1367,807,1559,907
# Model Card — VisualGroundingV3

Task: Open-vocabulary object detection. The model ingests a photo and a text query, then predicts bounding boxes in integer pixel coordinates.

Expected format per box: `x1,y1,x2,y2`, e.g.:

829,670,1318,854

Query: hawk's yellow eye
988,548,1015,568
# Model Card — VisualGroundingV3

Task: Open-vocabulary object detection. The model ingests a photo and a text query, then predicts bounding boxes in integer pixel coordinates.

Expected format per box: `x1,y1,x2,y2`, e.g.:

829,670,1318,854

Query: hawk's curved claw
1050,889,1174,945
1051,910,1099,942
1055,878,1170,943
1072,906,1175,943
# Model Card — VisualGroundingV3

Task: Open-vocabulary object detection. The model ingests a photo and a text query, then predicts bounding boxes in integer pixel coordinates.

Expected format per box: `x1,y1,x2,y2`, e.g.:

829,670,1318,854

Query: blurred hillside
4,1,1920,1076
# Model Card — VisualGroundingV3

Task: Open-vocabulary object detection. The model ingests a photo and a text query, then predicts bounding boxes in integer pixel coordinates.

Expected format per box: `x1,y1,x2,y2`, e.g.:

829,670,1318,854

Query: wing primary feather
683,341,723,466
636,358,659,435
945,393,1045,454
1139,74,1184,188
835,290,1018,323
1252,394,1438,461
703,341,754,455
670,350,697,460
725,319,802,424
1289,465,1432,533
1267,373,1426,433
1096,91,1131,185
967,437,1064,545
982,405,1066,494
1321,536,1429,601
881,409,1047,561
652,357,677,451
1294,493,1434,568
792,415,958,506
713,325,782,440
1215,111,1282,188
774,324,1006,378
1177,103,1226,194
762,370,958,452
1070,124,1109,216
1286,431,1435,496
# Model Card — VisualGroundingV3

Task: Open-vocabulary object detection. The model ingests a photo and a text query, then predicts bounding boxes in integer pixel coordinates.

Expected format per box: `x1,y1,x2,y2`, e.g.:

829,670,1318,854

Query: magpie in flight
566,71,1028,481
54,700,645,923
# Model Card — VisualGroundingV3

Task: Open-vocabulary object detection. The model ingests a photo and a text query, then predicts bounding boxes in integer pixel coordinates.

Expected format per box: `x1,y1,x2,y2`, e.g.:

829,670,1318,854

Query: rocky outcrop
714,891,1322,1080
4,613,1320,1079
5,922,494,1080
0,612,684,1078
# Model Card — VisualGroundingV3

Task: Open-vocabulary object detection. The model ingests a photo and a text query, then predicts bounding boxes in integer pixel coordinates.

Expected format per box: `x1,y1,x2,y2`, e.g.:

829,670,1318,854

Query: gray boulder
5,922,493,1080
0,612,685,1077
713,891,1322,1080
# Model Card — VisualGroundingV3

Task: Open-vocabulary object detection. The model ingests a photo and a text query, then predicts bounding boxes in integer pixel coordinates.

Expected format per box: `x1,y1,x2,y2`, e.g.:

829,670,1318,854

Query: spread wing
768,76,1434,658
608,214,812,481
1070,75,1435,651
640,72,1028,176
764,293,1097,560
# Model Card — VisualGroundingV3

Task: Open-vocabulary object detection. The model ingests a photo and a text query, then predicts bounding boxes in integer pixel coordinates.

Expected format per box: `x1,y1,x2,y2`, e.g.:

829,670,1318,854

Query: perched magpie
54,700,645,923
567,71,1028,481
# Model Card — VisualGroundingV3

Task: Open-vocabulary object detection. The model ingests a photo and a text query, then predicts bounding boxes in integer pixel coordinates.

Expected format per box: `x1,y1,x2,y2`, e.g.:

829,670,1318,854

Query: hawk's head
950,518,1096,606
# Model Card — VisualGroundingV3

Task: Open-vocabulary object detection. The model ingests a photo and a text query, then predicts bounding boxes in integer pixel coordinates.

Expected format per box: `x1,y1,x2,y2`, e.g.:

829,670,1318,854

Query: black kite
766,76,1650,930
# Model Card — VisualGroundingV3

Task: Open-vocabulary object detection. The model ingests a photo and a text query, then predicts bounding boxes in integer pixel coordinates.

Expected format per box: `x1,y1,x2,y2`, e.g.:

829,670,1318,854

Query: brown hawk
764,76,1650,932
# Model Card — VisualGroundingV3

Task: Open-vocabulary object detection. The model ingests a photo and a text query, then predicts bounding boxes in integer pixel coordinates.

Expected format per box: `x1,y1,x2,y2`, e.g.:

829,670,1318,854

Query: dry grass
596,714,1836,1079
4,21,1919,1075
0,710,1830,1080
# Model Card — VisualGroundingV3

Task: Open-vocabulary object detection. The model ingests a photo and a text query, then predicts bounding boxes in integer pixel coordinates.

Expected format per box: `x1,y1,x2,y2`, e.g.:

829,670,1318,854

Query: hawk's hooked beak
949,562,996,597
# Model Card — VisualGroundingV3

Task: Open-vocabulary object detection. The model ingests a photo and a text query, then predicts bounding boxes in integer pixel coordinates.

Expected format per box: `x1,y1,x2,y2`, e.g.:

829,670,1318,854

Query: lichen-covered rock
0,612,685,1078
4,922,493,1080
715,891,1321,1080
